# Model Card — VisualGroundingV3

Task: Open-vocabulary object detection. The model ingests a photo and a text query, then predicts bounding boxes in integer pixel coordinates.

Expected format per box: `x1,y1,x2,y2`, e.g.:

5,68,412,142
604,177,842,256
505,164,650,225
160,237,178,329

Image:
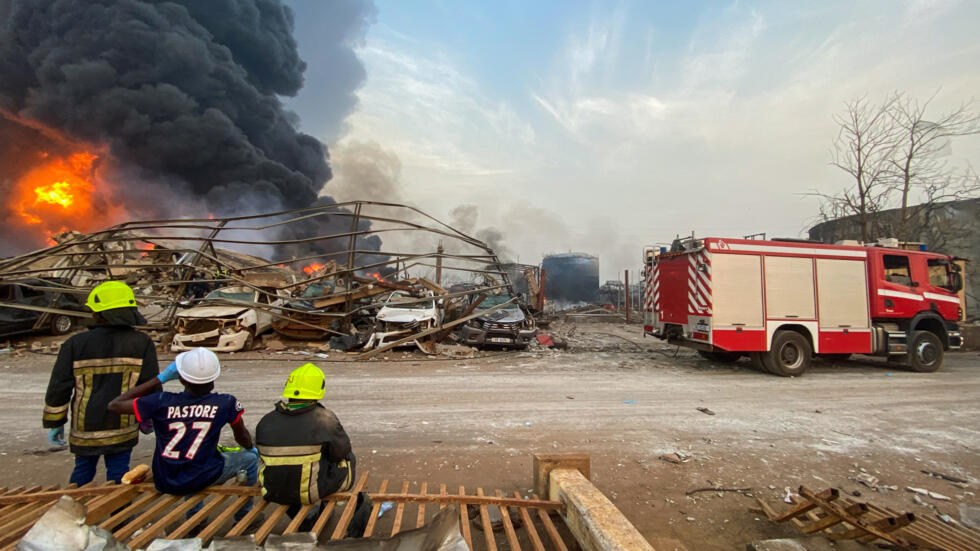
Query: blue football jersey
134,391,244,495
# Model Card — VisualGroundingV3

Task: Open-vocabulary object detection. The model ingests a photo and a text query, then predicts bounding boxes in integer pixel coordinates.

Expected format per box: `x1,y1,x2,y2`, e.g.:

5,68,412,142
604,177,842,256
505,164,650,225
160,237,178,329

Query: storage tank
541,253,599,304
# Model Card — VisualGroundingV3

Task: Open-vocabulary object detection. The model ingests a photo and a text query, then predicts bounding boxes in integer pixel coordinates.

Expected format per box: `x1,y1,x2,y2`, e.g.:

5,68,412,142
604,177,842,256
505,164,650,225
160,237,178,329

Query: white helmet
175,347,221,384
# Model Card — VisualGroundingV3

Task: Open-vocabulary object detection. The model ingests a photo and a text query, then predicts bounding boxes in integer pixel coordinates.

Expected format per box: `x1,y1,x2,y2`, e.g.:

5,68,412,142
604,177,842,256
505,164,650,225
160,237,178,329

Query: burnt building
542,253,599,304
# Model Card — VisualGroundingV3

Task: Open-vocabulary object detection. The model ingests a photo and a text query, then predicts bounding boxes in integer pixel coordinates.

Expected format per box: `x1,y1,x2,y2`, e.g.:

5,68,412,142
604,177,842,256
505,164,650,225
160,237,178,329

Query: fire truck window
882,255,912,286
927,259,951,289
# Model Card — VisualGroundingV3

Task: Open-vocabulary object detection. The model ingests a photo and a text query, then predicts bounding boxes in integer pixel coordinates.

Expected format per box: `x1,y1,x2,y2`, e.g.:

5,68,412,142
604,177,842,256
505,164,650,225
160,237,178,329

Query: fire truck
643,236,964,376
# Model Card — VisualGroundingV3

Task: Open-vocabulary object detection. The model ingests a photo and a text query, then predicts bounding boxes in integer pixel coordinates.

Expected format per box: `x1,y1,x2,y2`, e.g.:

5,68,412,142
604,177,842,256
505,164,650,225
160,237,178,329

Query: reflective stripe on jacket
256,402,353,505
43,325,159,455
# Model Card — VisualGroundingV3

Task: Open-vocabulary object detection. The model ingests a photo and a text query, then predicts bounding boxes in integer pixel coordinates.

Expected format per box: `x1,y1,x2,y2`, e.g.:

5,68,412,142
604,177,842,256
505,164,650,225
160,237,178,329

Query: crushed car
457,293,536,349
363,291,442,352
0,278,89,338
172,286,284,352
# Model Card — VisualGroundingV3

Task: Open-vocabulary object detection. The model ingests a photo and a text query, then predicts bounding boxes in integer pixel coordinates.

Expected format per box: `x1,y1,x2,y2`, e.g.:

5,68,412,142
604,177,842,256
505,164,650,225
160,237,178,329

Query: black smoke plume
0,0,378,258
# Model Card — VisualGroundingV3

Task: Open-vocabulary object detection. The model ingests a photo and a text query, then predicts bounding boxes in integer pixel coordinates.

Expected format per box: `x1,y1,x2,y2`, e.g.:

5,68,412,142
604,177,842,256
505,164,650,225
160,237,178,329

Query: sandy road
0,323,977,549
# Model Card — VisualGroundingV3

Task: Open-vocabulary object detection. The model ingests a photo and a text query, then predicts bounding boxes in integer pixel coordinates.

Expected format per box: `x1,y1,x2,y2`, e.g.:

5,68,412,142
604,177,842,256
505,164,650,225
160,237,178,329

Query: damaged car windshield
480,294,514,307
388,294,434,309
204,290,255,303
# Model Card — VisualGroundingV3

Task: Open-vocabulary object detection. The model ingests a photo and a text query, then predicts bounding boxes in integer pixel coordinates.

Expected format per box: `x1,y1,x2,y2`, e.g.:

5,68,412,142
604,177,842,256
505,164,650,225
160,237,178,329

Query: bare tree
825,94,902,242
888,93,980,240
814,92,980,247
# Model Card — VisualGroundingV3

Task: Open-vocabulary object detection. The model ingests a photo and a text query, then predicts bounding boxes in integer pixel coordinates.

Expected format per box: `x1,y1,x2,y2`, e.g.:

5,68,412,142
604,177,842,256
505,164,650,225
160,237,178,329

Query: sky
284,0,980,281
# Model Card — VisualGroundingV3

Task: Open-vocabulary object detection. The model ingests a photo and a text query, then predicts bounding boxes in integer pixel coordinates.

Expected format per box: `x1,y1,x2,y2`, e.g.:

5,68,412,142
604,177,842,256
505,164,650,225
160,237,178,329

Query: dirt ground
1,321,978,550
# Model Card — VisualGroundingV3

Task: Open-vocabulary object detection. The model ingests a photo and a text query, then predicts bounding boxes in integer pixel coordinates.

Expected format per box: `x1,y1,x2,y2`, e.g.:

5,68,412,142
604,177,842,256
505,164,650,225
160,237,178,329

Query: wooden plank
354,493,561,509
770,488,838,522
532,494,568,551
195,495,251,545
311,500,337,538
254,503,289,545
799,487,913,548
169,494,236,540
513,491,546,551
495,489,522,551
458,486,473,551
126,494,207,550
416,482,428,528
856,513,915,543
112,494,180,541
800,503,868,534
0,484,122,505
226,498,268,537
362,479,389,537
477,488,498,551
390,481,411,536
0,499,60,547
548,469,652,551
85,485,140,524
439,484,447,510
330,472,370,540
851,500,980,551
283,503,314,534
99,491,160,531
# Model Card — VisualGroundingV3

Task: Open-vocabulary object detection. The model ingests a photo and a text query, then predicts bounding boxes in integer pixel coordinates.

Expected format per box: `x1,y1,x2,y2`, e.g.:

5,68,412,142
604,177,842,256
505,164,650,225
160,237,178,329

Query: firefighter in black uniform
42,281,159,485
256,363,367,533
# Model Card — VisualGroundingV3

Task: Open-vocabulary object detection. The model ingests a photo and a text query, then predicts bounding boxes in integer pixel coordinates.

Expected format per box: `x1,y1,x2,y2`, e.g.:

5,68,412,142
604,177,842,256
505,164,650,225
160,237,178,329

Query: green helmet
86,281,137,312
282,363,325,400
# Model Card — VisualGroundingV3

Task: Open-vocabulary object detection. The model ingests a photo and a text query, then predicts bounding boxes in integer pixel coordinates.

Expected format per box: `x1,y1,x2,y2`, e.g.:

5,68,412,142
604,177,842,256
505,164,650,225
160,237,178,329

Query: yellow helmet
282,363,325,400
86,281,137,312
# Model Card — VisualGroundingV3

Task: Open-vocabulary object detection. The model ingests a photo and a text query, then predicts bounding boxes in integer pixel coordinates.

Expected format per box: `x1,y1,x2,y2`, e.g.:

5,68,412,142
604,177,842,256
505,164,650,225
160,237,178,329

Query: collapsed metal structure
0,201,530,353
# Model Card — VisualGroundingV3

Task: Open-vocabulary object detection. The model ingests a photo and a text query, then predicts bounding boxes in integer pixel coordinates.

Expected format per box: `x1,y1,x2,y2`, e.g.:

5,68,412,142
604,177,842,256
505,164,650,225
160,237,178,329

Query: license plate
490,337,512,343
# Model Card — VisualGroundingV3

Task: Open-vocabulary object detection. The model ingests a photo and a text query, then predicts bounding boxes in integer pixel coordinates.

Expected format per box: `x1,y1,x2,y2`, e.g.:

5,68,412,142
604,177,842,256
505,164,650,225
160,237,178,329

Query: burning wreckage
0,201,541,355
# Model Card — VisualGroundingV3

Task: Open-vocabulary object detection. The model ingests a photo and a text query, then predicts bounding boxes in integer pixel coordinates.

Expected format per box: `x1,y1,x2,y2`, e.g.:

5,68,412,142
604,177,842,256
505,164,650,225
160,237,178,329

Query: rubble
0,202,536,355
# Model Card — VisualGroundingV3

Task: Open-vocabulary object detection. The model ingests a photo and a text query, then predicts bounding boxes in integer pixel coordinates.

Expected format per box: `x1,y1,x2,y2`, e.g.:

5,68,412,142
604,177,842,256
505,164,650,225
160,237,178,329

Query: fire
303,263,325,275
7,150,127,247
366,271,385,282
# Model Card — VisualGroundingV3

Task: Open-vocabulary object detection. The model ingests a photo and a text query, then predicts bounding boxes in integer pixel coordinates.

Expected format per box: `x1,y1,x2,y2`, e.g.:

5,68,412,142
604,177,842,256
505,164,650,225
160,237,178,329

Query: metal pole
624,269,630,323
435,243,443,284
343,203,362,330
538,268,546,311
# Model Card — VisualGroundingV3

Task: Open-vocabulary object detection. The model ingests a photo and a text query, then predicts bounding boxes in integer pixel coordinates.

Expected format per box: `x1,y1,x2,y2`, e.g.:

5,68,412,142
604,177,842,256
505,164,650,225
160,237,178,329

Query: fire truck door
877,253,923,317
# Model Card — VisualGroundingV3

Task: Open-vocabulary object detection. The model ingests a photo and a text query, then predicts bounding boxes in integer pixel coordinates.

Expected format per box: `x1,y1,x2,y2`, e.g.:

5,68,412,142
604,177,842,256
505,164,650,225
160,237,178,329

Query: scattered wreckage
0,202,541,354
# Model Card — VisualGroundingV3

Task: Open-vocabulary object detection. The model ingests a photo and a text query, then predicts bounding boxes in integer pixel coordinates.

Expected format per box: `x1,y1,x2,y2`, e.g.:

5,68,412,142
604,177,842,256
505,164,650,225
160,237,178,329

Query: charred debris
0,201,545,357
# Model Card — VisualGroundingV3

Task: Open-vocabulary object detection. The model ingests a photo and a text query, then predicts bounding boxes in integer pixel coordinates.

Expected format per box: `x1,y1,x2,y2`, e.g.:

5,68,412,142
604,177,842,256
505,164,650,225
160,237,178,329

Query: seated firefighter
108,347,259,522
256,363,368,532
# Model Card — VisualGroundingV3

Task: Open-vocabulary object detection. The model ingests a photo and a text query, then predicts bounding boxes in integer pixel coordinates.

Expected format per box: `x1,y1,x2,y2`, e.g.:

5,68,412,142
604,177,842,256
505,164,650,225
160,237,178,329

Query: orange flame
7,150,127,247
365,271,385,282
303,263,325,275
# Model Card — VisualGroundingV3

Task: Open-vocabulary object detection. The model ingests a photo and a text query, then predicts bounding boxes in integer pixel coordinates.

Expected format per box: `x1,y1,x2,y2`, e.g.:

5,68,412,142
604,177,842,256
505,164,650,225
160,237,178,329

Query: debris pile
0,202,540,355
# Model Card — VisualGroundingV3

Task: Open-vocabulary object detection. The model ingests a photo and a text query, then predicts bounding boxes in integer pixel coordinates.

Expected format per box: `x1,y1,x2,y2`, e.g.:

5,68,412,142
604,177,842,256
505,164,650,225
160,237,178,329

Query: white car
363,292,443,352
172,286,283,352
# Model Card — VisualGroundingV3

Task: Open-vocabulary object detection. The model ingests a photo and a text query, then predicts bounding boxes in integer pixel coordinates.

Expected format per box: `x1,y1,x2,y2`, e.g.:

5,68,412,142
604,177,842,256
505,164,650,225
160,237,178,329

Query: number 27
162,421,211,459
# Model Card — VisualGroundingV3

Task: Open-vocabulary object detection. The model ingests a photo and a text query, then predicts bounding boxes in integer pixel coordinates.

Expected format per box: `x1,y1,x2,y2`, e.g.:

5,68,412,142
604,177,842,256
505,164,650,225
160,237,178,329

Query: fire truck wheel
767,331,812,377
750,352,773,373
908,331,943,373
697,351,742,363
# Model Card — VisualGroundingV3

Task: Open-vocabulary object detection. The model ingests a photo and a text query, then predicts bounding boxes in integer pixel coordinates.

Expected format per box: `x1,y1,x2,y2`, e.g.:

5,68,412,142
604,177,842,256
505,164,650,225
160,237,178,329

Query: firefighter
42,281,159,485
107,347,259,522
255,363,368,533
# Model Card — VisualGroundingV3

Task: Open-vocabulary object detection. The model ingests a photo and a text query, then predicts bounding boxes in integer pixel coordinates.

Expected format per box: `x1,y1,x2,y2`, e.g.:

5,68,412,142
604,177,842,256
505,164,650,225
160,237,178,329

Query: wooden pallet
0,473,578,550
758,486,980,551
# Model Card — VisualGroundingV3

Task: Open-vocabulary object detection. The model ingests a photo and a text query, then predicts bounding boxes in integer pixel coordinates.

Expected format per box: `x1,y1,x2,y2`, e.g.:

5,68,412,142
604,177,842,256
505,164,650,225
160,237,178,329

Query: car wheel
243,332,255,351
907,330,943,373
697,350,742,363
766,331,812,377
50,314,74,335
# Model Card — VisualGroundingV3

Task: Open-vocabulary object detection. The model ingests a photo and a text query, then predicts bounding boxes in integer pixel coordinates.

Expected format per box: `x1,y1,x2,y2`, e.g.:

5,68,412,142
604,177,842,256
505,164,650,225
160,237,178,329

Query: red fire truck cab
643,237,964,376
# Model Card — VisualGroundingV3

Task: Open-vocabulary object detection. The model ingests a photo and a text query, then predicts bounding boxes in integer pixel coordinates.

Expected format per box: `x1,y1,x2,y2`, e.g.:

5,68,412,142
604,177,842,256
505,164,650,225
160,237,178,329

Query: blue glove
249,447,259,456
157,362,179,384
48,426,66,446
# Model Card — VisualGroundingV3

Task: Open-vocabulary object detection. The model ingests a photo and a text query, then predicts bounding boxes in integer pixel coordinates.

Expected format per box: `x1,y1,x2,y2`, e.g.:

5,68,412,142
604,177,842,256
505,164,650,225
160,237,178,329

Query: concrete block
533,453,590,498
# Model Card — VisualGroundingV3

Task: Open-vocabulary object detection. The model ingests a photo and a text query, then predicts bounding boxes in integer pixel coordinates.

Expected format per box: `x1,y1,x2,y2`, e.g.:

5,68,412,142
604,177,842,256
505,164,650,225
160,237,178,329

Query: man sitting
256,363,364,531
108,347,258,521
